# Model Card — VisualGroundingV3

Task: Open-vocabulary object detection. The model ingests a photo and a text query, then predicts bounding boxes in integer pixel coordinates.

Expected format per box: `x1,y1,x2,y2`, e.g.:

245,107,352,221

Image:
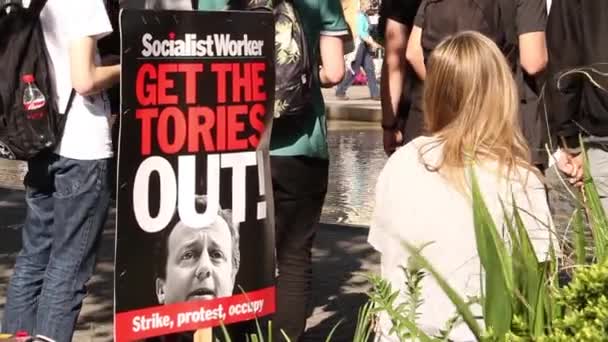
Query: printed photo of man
155,197,240,305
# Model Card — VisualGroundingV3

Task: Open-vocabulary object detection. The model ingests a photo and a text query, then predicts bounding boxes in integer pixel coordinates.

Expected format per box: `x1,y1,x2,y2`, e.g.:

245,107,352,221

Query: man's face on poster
156,216,235,304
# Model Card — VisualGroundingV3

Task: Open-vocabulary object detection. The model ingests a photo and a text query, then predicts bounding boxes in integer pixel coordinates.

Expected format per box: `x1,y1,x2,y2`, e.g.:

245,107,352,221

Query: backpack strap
63,89,76,115
26,0,76,115
28,0,48,17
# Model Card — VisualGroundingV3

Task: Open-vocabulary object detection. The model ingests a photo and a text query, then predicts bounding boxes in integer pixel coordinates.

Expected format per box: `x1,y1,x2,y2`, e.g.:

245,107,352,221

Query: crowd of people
372,0,607,340
1,0,607,341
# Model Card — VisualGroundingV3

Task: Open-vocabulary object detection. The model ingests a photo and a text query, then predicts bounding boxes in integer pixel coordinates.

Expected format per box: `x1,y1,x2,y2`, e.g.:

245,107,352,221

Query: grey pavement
323,86,382,122
0,188,379,341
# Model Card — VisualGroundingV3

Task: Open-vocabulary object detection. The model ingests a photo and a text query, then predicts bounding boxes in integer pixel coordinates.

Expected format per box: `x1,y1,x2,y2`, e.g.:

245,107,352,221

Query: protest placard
115,9,275,341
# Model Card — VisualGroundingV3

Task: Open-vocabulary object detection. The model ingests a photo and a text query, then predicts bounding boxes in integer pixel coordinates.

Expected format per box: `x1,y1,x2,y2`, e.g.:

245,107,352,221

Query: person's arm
67,0,120,97
361,35,382,52
380,18,408,155
319,35,345,87
318,0,349,87
405,25,425,80
516,0,548,76
519,32,548,76
70,37,120,96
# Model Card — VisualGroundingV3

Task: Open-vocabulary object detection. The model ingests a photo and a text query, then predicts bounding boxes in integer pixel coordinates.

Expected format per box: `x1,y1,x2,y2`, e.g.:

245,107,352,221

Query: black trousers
270,155,329,342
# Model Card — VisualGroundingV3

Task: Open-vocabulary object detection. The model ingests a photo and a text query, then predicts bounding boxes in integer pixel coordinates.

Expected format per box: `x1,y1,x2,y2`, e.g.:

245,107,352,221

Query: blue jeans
2,152,111,342
335,42,380,98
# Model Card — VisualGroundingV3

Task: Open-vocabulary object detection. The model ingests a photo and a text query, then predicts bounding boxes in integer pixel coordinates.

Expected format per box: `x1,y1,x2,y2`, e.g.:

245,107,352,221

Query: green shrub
542,262,608,342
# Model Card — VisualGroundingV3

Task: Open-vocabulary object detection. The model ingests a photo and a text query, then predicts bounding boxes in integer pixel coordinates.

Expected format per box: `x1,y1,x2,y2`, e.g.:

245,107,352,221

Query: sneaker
335,94,350,100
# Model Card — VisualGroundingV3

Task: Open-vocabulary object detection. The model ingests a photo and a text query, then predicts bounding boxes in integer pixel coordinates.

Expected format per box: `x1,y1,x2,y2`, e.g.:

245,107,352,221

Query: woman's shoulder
390,136,442,163
380,136,442,181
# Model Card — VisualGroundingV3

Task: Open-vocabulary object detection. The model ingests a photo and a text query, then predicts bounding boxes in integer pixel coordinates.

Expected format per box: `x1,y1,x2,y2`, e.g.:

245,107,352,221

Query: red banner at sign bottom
115,286,275,341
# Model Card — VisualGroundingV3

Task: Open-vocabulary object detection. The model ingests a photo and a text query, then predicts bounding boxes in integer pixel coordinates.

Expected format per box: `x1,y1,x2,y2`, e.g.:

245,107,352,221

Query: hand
383,128,403,156
557,151,584,187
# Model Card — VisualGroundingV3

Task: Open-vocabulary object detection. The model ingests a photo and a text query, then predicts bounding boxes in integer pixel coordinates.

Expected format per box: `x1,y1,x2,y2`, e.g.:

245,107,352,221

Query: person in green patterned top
199,1,349,341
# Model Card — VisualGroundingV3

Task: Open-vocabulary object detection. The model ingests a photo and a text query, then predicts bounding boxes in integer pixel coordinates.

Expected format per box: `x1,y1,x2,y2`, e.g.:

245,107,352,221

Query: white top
143,0,193,10
368,136,556,341
40,0,114,160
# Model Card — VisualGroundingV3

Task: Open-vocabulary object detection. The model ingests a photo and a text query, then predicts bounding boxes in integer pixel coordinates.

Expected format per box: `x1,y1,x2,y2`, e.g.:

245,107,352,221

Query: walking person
368,32,555,341
2,1,120,341
335,0,381,101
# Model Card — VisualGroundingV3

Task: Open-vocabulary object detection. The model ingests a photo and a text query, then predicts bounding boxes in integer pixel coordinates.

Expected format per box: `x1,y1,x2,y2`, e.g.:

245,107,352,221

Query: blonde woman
368,32,556,341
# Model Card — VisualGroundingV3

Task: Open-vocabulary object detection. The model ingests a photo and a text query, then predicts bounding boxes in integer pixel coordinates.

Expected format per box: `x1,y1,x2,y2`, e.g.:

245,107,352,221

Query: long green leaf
512,202,546,336
547,236,560,328
402,241,483,340
470,170,513,336
501,200,524,317
572,207,587,265
324,319,343,342
581,140,608,262
531,263,548,336
353,302,374,342
220,322,233,342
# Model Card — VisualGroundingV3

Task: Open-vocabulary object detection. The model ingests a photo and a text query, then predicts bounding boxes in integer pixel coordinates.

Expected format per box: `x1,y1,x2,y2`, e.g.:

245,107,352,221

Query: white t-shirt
368,136,557,341
40,0,114,160
143,0,192,10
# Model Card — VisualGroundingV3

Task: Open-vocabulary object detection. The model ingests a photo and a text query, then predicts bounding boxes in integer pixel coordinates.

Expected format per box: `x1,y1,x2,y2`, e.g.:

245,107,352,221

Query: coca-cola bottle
22,74,53,147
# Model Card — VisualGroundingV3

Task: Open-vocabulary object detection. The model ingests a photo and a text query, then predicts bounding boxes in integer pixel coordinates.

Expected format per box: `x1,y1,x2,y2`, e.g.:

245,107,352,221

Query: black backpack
419,0,518,71
229,0,313,118
0,0,74,160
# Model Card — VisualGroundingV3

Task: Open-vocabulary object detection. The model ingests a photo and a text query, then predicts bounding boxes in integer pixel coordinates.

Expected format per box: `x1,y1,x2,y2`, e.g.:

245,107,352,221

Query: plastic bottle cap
22,74,35,83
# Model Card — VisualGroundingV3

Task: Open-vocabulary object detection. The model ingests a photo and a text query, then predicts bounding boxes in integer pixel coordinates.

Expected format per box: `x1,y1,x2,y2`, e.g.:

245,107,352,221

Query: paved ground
322,86,382,122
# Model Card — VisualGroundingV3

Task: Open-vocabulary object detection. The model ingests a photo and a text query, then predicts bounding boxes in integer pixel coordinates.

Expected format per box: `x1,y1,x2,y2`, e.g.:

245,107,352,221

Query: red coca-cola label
26,111,45,120
24,98,46,111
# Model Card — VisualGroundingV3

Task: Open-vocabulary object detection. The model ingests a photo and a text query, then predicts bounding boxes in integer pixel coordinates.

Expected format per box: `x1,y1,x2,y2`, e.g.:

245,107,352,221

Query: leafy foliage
541,262,608,342
356,153,608,341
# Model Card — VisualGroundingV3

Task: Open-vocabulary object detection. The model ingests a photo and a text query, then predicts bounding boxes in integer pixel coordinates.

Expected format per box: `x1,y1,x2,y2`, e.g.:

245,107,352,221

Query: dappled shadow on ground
303,223,379,342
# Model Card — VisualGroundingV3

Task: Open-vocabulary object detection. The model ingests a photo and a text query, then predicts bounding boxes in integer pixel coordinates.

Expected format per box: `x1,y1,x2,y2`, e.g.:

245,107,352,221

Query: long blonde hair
421,31,534,187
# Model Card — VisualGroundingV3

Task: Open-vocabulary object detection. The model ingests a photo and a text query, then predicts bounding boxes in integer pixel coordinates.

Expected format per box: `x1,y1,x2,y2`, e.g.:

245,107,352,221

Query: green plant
364,242,469,341
357,152,608,341
541,262,608,342
352,302,374,342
